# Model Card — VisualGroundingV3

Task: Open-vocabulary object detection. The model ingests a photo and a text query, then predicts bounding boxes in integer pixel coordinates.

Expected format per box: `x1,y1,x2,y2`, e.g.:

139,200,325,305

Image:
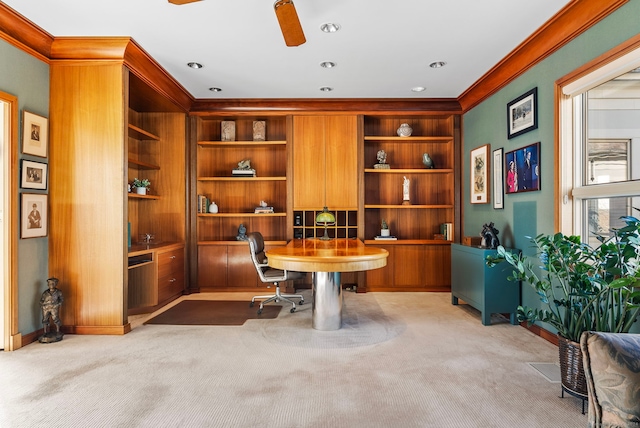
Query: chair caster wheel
257,308,263,314
249,301,254,308
299,300,304,305
290,308,296,313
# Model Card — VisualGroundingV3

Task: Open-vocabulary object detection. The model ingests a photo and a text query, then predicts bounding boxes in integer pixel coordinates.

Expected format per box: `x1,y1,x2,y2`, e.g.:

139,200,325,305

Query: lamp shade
315,207,335,225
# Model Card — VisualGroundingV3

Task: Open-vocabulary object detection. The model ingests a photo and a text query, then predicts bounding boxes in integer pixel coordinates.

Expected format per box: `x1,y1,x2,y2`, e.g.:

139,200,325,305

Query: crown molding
458,0,628,112
0,3,52,62
49,37,193,112
190,98,462,115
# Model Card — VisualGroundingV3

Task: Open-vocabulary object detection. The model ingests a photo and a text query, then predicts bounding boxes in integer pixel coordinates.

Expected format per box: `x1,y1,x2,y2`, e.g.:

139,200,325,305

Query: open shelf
198,140,286,147
364,136,452,142
128,124,160,141
197,176,286,182
128,158,160,170
128,193,160,200
197,212,286,217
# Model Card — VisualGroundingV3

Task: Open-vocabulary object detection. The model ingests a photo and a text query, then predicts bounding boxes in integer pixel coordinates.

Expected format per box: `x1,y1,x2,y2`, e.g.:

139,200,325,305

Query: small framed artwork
21,159,48,190
22,111,48,157
492,148,504,209
470,144,490,204
504,142,541,194
507,87,538,139
21,193,48,238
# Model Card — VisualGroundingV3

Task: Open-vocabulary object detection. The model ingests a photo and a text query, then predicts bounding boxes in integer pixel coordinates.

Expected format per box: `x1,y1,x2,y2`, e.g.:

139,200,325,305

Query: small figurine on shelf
374,149,390,169
237,224,248,241
402,176,411,205
232,159,256,177
422,153,435,169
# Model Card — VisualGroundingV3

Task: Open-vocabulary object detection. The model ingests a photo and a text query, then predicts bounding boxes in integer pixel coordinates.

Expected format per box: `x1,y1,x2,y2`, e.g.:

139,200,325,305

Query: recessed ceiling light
429,61,446,69
209,87,222,92
411,86,426,92
319,86,334,92
320,23,341,33
187,62,203,69
320,61,336,68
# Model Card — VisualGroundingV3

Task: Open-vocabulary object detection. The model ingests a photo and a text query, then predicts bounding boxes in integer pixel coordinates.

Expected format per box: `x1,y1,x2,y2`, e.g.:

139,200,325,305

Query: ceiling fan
167,0,306,47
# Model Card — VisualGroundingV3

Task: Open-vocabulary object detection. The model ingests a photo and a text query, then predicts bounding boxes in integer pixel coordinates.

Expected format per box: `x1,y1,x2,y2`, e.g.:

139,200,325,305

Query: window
558,44,640,240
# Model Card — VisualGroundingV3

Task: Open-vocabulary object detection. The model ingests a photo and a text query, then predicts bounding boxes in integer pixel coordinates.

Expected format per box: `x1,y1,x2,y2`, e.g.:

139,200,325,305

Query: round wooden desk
266,238,388,330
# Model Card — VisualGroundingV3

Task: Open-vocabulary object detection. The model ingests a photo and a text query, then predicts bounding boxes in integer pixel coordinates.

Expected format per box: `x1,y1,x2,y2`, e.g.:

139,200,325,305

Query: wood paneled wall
49,62,130,334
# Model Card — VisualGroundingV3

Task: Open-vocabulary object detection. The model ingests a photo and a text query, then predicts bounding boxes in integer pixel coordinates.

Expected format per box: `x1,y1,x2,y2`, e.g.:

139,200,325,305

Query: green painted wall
462,0,640,333
0,40,50,335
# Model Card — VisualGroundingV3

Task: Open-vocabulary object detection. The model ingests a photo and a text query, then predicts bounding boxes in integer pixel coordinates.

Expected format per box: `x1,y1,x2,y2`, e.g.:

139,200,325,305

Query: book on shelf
232,168,256,177
374,235,397,240
440,222,453,240
197,194,210,214
254,206,274,214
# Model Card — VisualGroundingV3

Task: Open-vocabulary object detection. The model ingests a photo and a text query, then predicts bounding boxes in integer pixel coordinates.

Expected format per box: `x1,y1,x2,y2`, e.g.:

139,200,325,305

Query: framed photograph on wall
470,144,490,204
21,159,48,190
21,193,48,238
22,110,48,157
507,87,538,139
504,142,541,194
492,148,504,209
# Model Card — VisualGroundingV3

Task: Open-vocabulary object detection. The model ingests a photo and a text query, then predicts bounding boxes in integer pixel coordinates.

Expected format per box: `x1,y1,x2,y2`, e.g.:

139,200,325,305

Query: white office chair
247,232,305,314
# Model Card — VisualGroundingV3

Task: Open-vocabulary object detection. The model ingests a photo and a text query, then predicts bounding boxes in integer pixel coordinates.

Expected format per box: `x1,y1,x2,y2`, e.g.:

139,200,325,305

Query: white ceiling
5,0,570,100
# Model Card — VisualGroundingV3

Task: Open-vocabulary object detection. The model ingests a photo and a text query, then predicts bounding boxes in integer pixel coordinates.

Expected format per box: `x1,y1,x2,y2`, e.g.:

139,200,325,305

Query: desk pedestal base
312,272,342,331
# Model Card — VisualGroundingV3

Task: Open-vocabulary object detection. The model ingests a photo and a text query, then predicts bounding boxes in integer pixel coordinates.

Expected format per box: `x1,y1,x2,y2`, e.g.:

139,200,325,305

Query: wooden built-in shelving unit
362,115,457,291
194,115,291,291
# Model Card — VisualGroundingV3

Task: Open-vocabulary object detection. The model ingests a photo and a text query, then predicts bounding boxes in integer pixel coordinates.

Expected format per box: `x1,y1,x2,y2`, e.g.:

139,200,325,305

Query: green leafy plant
486,216,640,342
132,178,151,189
381,219,389,230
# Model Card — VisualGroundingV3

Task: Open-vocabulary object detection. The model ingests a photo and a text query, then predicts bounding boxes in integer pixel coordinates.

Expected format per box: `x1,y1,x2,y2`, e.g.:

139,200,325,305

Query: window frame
556,35,640,236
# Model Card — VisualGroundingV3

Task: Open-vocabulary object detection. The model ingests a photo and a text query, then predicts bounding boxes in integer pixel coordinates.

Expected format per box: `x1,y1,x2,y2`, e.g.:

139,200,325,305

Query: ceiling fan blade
168,0,202,5
274,0,306,47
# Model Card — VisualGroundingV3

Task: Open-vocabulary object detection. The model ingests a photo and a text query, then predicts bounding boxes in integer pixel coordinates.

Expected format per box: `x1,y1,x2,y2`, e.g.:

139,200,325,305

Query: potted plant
381,219,390,237
132,178,151,195
486,216,640,399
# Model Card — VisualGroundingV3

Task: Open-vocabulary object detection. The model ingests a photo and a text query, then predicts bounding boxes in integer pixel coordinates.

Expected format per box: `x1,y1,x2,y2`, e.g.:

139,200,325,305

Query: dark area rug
144,300,281,326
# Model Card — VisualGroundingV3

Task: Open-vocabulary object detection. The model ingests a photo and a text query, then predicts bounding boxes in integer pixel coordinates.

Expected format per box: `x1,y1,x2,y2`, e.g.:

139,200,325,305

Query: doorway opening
1,91,18,351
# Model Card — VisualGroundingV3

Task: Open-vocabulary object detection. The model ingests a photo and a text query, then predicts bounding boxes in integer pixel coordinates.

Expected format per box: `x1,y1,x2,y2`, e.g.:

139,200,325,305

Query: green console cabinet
451,243,520,325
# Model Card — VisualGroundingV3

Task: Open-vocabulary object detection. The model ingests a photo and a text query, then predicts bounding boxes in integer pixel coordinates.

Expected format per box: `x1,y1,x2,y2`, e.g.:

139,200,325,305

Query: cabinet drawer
158,271,184,302
158,248,184,278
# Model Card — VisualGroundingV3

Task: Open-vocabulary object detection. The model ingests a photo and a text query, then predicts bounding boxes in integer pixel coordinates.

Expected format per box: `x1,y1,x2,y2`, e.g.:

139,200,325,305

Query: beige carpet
0,291,587,428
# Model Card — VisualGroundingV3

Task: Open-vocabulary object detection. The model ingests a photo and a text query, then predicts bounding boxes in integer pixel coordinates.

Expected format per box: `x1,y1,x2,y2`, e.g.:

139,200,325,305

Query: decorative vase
422,153,434,169
209,202,219,214
397,123,413,137
558,334,587,400
380,229,390,237
136,187,147,195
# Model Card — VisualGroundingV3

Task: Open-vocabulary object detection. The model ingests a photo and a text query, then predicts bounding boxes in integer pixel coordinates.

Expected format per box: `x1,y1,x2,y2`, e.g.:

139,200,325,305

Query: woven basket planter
558,334,587,399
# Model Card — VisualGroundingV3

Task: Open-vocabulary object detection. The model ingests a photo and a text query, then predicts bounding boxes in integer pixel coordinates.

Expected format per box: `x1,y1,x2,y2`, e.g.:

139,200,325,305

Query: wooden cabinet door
325,116,358,209
293,116,325,209
227,245,259,288
293,115,358,210
197,245,227,288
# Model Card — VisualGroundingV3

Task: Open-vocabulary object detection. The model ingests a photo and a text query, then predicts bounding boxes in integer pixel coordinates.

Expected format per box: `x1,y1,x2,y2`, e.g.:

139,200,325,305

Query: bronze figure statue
39,277,64,343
